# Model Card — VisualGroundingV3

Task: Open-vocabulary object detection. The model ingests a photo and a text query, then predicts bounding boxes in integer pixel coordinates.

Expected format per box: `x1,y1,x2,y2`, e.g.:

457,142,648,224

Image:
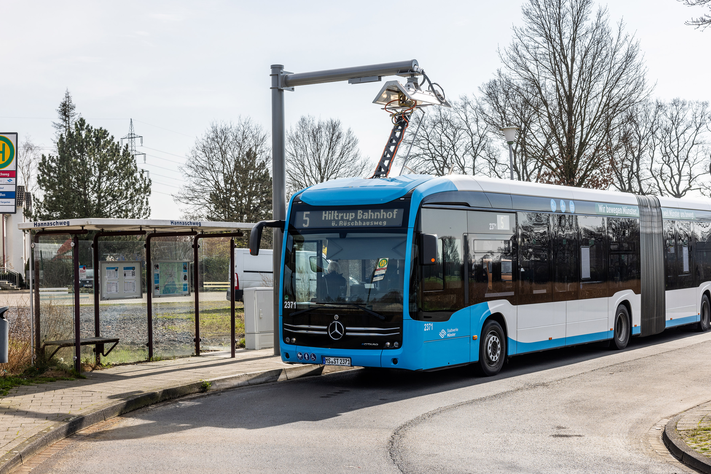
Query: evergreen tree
36,118,151,219
53,89,78,141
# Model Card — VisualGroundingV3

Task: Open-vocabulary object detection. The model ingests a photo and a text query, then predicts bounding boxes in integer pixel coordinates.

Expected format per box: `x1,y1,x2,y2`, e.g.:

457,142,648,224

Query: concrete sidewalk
0,350,331,473
664,401,711,473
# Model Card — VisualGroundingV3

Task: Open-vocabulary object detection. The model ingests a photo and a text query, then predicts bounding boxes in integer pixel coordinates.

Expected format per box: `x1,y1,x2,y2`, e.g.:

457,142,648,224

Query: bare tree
607,100,662,195
479,75,549,182
649,99,710,198
404,107,471,176
286,116,368,195
174,119,272,224
679,0,711,29
404,98,503,177
18,136,41,197
498,0,649,188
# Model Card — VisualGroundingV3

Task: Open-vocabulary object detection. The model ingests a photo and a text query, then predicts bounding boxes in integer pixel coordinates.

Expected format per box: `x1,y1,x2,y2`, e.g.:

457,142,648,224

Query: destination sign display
293,208,404,229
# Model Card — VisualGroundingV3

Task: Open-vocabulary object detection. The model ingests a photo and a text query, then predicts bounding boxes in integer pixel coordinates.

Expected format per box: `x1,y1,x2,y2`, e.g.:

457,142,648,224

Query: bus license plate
323,357,351,367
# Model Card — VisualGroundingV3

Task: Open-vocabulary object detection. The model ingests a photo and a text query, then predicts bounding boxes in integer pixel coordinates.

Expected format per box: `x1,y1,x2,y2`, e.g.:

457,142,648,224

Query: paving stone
0,349,317,470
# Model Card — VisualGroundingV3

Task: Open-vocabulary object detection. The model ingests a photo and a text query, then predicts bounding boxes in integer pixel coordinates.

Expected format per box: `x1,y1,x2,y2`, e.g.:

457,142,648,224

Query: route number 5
302,212,310,227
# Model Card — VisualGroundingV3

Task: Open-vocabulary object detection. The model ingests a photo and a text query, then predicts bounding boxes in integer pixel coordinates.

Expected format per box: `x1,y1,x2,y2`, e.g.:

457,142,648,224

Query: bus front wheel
611,305,630,350
477,320,506,376
698,294,710,332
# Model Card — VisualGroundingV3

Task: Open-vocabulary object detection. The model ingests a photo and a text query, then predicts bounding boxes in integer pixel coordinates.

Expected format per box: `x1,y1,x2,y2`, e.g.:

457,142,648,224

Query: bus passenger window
608,217,640,293
578,215,607,299
518,212,551,302
694,220,711,282
677,221,692,279
469,239,514,300
418,209,466,316
552,214,578,297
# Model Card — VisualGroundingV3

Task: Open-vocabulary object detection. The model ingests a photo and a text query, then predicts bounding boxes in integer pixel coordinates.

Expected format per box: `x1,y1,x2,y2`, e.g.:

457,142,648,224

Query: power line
141,146,189,160
134,120,193,138
139,159,183,174
142,153,187,169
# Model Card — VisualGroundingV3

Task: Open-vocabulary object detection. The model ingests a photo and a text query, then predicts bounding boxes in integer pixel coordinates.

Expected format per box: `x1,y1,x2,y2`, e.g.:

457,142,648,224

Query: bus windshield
284,230,407,311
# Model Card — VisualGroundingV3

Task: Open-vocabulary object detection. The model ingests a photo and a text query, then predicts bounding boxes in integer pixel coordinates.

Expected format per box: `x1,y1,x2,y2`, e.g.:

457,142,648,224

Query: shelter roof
19,218,255,233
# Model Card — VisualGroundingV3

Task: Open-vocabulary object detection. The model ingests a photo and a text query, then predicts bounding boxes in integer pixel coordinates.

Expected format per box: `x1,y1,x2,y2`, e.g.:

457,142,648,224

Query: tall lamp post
501,125,519,180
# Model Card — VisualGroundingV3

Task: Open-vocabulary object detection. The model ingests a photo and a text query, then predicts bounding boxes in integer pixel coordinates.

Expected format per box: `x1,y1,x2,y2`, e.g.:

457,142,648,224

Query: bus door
517,212,565,350
466,210,517,358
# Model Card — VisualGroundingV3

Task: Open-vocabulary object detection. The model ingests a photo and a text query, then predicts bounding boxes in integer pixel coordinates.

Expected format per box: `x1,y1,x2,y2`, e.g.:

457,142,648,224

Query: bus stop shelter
19,218,256,373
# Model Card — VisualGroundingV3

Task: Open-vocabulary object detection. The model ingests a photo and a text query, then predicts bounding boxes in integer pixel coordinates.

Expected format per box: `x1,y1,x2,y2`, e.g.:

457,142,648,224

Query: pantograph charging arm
371,112,411,179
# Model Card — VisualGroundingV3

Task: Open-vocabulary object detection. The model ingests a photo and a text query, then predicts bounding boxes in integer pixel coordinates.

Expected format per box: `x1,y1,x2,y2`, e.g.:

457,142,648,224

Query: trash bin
0,306,9,364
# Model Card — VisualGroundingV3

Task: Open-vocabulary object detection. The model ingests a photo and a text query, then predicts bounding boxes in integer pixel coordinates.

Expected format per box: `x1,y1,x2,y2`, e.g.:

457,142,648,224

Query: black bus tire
698,294,711,332
477,320,506,376
611,305,630,350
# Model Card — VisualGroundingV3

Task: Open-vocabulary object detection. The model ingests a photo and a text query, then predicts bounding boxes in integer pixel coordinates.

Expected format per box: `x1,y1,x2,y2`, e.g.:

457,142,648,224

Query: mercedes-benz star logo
328,320,345,341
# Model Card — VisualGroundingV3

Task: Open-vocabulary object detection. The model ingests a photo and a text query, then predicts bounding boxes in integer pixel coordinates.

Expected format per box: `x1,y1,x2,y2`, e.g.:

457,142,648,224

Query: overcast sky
1,0,708,220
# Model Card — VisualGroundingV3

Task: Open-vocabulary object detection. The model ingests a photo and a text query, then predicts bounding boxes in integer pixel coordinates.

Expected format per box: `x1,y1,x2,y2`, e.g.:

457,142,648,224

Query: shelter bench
41,337,120,361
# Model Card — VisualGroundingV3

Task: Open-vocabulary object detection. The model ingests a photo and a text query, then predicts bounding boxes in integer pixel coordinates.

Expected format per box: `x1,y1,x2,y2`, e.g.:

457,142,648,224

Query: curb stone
663,413,711,474
0,364,326,474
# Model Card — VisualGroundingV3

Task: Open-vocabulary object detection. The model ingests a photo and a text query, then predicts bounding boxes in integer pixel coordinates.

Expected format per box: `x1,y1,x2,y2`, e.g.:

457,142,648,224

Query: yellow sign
0,135,15,170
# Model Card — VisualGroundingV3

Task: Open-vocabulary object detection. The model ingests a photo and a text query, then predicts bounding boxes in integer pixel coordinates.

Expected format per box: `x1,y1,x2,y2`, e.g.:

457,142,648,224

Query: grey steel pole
28,235,33,363
271,64,286,356
508,143,514,180
284,60,419,88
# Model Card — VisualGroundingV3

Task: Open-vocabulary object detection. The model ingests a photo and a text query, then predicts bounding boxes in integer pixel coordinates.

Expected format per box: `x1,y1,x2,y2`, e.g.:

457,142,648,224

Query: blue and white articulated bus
250,175,711,376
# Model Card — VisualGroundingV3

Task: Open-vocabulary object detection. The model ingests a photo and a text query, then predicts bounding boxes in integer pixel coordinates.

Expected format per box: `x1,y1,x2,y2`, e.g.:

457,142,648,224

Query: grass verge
679,416,711,457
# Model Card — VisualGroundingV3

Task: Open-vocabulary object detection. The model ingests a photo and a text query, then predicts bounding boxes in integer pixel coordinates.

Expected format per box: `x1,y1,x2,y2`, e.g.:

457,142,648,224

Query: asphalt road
29,327,711,473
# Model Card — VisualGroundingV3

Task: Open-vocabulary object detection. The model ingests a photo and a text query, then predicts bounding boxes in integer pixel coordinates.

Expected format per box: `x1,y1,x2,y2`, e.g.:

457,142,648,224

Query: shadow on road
72,325,707,443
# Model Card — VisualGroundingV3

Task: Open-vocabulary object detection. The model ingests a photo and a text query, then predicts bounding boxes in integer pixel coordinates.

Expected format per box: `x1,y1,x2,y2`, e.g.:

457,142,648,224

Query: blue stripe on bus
632,326,641,335
510,331,611,354
565,331,613,346
665,315,700,328
514,337,565,353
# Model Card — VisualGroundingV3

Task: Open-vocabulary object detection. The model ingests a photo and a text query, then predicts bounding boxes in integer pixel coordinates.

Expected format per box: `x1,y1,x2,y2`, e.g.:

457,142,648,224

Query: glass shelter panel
35,238,76,366
151,237,195,359
78,239,94,363
197,237,235,352
97,238,148,364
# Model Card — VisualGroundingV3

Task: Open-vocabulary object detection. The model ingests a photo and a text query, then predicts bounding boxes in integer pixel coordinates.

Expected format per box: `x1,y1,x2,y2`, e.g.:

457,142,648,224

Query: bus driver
325,261,346,301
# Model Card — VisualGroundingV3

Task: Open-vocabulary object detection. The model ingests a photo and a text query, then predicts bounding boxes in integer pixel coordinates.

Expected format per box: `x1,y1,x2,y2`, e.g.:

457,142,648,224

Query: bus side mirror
421,233,438,265
249,220,285,256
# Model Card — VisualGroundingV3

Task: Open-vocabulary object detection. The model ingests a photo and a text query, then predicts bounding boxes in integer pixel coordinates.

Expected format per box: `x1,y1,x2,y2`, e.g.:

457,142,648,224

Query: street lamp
501,125,519,180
